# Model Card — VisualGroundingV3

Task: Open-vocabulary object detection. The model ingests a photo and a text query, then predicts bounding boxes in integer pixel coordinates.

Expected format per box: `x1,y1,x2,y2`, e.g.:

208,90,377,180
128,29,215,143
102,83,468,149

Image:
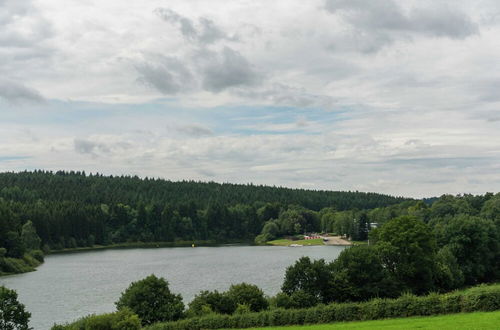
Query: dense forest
0,170,408,273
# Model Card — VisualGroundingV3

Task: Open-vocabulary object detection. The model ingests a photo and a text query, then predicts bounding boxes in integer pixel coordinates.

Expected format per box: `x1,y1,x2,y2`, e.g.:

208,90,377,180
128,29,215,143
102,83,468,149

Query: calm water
0,245,346,329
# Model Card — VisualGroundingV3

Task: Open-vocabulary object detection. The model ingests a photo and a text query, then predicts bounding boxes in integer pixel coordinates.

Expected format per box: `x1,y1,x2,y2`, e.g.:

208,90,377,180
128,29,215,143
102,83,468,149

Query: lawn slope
248,311,500,329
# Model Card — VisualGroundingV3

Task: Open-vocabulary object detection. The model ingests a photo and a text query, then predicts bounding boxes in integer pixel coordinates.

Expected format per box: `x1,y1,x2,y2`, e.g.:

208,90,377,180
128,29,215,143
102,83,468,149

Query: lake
0,245,346,329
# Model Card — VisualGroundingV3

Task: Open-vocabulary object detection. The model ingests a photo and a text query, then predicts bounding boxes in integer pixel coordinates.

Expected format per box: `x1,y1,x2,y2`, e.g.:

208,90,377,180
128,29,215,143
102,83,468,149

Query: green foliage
374,216,437,294
282,257,334,303
226,283,268,312
275,291,319,309
28,250,44,263
0,286,31,330
329,245,398,301
3,232,25,259
0,257,37,275
144,283,500,330
433,214,499,284
20,221,41,251
234,304,251,314
115,275,184,325
187,290,236,317
434,246,464,291
51,308,141,330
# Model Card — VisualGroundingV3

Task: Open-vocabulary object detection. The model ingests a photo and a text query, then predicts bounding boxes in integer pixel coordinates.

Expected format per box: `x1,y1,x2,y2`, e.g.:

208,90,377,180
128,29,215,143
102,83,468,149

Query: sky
1,0,500,198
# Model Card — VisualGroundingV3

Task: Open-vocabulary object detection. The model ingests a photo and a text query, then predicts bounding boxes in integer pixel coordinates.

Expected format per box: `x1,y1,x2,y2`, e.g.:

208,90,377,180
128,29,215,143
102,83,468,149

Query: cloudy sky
1,0,500,198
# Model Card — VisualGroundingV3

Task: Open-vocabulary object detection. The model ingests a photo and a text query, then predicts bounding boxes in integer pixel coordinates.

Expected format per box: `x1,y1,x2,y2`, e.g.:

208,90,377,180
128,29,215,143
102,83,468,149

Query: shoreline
48,239,252,255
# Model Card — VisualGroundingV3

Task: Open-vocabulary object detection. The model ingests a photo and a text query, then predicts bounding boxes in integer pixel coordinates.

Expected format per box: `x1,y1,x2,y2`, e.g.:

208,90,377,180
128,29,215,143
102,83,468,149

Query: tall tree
21,221,41,251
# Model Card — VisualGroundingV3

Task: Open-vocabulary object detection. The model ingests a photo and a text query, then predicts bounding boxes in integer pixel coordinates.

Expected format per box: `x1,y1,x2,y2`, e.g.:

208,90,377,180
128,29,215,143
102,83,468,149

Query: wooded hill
0,170,407,255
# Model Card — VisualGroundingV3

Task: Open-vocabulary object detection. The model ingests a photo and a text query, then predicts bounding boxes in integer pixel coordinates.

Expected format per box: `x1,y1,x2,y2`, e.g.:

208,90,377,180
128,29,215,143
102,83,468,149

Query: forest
0,170,407,273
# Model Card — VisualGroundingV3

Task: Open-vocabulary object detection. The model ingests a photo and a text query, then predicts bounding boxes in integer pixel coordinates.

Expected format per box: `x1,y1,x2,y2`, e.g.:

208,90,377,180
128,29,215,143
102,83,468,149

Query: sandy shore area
321,236,352,246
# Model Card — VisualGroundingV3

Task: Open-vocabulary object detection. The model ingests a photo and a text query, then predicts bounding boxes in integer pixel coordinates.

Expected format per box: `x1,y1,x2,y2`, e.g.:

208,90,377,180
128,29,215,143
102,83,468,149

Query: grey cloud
0,79,45,103
136,56,194,94
324,0,478,52
136,8,257,95
199,47,261,92
74,139,109,155
136,47,259,94
175,124,214,137
154,8,236,45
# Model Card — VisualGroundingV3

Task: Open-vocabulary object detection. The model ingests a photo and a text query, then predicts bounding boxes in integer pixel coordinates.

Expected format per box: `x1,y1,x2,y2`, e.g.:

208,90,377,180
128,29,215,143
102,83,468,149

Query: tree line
0,170,407,273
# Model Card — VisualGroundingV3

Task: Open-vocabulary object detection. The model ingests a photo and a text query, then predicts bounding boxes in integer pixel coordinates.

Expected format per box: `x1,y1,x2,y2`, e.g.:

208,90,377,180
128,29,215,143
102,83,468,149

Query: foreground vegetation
52,282,500,330
146,283,500,329
247,311,500,330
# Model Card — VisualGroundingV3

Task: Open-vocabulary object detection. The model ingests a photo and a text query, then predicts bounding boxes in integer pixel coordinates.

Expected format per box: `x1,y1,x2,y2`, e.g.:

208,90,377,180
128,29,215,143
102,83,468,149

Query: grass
246,311,500,329
267,238,325,246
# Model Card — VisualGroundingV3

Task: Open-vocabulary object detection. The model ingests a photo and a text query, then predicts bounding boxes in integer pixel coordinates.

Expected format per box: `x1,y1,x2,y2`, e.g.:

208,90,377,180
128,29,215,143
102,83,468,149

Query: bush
226,283,268,312
282,257,333,303
145,283,500,330
0,257,35,274
51,308,141,330
187,290,236,317
116,275,184,325
275,291,319,309
28,250,45,263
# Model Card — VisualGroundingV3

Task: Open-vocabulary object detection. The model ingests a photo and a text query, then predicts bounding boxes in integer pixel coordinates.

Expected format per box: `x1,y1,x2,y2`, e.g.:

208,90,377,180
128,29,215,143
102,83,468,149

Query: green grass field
267,238,325,246
247,311,500,329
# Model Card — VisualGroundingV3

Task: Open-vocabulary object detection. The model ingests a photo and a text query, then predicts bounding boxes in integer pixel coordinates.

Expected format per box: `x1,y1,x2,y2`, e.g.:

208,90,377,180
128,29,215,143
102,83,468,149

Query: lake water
0,245,346,329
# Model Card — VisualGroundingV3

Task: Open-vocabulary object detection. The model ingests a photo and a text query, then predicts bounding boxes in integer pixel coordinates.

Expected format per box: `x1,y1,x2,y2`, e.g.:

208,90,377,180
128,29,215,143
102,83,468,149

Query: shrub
116,275,184,325
226,283,268,312
28,250,45,263
51,308,141,330
187,290,236,317
275,291,319,309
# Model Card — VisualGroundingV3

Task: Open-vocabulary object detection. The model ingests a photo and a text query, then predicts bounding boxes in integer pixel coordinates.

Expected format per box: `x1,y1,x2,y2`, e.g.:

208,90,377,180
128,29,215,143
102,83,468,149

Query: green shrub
29,249,45,263
275,290,319,309
0,257,35,274
51,309,141,330
187,290,236,317
460,284,500,312
226,283,268,312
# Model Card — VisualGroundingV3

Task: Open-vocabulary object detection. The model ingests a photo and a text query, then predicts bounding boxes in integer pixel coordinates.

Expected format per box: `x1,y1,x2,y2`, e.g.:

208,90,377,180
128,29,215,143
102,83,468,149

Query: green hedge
146,283,500,330
51,309,141,330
